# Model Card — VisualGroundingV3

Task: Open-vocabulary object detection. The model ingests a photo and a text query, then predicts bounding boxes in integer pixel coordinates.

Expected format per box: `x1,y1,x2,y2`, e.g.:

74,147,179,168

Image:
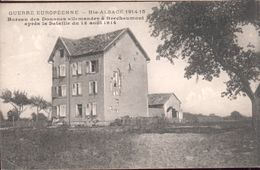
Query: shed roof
148,93,181,106
48,28,150,62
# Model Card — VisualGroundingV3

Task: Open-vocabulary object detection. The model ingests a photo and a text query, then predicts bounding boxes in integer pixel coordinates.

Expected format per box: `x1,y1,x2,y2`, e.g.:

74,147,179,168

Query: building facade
48,28,150,124
148,93,183,122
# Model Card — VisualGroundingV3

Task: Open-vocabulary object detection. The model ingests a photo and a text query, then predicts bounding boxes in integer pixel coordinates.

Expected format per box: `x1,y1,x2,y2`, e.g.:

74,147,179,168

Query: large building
48,28,150,124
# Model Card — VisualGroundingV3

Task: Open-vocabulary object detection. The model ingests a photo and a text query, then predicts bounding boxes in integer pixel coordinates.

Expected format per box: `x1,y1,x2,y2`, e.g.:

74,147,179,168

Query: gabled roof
148,93,181,106
48,28,150,62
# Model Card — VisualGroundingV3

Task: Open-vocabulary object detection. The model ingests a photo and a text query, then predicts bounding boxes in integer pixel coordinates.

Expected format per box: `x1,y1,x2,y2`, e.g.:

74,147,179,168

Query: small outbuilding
148,93,183,122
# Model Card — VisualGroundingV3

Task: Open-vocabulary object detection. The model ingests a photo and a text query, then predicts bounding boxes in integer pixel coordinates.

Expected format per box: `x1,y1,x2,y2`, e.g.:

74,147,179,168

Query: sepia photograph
0,1,260,169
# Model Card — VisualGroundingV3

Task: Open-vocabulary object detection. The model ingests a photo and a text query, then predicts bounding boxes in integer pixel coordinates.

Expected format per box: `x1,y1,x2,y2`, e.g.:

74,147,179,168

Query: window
76,104,83,117
61,85,66,96
111,69,121,96
56,104,66,117
71,62,82,76
54,85,66,97
60,49,64,58
86,102,97,117
53,65,66,78
89,81,97,95
86,60,98,73
72,83,82,96
59,64,66,77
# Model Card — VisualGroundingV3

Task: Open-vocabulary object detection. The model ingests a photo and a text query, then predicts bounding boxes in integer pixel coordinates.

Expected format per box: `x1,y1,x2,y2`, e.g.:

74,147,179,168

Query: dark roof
60,28,125,56
48,28,150,61
148,93,181,106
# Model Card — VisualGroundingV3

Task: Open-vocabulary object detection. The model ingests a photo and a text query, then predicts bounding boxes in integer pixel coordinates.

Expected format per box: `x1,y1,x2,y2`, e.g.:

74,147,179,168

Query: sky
0,2,259,118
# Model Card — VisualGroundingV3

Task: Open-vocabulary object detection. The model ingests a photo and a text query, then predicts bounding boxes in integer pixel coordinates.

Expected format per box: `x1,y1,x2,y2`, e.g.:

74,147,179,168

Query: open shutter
77,62,82,75
71,63,77,76
89,82,92,94
60,105,66,117
62,85,66,96
76,105,79,116
86,61,90,73
94,81,98,94
86,104,91,116
60,65,66,77
56,106,60,117
92,103,97,116
72,84,76,95
78,83,82,95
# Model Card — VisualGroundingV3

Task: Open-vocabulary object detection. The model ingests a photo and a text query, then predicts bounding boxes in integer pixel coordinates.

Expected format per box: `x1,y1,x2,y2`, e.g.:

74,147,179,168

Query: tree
147,0,259,128
0,89,31,119
30,96,51,122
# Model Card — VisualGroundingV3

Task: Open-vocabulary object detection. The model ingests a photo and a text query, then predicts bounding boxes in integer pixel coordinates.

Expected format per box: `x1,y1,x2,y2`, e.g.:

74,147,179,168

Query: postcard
0,1,259,169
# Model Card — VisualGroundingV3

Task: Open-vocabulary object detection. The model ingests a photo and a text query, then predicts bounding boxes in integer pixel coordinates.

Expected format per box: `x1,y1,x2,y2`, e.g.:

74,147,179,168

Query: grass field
1,120,259,169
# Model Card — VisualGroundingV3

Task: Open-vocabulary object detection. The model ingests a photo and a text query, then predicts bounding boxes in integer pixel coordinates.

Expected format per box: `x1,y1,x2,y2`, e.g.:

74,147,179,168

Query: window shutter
72,84,76,95
86,61,90,73
55,87,59,96
62,85,66,96
95,60,99,73
118,73,122,88
86,104,91,116
89,61,93,73
60,65,66,77
94,81,98,94
78,83,82,95
71,63,77,75
77,62,82,75
89,82,92,94
60,105,66,117
56,105,60,117
92,103,97,116
57,66,60,77
76,105,79,116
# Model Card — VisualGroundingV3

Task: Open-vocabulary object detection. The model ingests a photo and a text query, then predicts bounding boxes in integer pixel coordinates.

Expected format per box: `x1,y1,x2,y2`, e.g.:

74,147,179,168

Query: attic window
60,49,64,58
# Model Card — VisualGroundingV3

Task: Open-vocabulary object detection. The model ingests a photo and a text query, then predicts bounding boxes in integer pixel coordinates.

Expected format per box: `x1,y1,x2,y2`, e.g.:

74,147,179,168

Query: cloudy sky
0,2,259,118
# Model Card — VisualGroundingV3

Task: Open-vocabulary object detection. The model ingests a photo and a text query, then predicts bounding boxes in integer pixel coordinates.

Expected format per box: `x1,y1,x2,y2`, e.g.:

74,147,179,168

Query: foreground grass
1,121,259,169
